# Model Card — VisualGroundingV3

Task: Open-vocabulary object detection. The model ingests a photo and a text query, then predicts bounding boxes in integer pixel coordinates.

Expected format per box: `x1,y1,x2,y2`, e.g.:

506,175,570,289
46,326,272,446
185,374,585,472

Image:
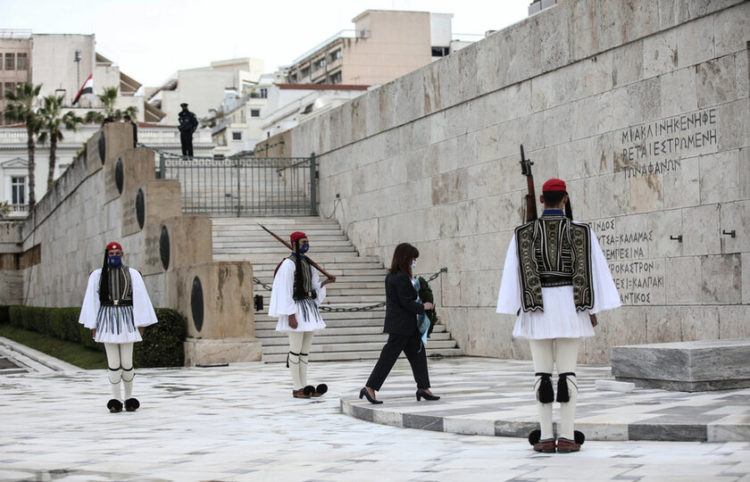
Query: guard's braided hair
98,248,111,304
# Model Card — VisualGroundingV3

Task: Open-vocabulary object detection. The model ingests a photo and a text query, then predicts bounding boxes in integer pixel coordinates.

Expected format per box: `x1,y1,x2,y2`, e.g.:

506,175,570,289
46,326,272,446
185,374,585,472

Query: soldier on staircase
269,231,336,398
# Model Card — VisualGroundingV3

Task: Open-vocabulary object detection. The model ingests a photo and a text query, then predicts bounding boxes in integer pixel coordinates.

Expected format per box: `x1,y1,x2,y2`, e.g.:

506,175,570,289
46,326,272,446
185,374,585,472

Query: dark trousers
180,131,193,156
366,332,430,391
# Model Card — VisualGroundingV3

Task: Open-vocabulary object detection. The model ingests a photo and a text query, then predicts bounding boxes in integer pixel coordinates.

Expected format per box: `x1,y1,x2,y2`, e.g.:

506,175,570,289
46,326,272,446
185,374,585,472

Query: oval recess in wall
115,157,124,194
191,276,204,332
136,188,145,229
159,225,170,270
98,132,106,165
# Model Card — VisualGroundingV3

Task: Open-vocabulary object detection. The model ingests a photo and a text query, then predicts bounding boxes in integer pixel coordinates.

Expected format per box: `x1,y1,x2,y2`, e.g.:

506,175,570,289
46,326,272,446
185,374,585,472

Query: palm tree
4,83,42,211
38,94,84,190
85,86,137,124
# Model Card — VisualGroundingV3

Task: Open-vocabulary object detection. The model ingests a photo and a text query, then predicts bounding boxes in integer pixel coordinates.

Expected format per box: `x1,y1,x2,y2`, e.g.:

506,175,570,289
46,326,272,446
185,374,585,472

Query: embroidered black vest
102,266,133,306
288,255,316,301
515,216,593,312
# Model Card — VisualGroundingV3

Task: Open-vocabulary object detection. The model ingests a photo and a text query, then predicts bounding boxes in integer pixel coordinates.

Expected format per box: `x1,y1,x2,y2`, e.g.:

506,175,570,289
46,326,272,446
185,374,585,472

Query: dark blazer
383,271,425,335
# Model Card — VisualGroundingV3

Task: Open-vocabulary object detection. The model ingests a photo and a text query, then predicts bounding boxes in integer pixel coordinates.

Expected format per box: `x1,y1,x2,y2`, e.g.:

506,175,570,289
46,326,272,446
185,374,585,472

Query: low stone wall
287,0,750,362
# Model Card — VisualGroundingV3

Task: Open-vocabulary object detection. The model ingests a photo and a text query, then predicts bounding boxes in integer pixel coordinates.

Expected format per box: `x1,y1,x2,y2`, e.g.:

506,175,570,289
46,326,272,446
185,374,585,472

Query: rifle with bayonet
520,144,538,222
258,224,336,281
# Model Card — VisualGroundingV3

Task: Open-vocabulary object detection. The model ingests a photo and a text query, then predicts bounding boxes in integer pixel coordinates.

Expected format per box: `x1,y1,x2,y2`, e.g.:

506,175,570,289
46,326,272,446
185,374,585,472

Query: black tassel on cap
535,372,554,403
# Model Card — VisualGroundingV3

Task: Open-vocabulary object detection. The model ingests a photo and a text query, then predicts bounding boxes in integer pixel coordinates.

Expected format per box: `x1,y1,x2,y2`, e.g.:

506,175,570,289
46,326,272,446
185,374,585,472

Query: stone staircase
211,217,462,363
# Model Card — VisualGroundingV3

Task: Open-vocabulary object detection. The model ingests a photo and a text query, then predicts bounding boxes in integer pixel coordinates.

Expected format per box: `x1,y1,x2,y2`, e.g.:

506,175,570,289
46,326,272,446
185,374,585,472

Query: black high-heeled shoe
416,389,440,401
359,387,383,404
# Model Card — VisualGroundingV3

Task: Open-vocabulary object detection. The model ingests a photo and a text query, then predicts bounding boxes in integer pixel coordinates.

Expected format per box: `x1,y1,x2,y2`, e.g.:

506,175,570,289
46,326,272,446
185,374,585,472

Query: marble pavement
1,337,750,481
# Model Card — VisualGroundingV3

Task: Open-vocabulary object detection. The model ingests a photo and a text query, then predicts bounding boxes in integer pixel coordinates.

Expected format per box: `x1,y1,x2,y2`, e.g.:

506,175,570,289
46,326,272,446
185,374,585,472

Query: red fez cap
106,241,123,251
290,232,307,243
542,178,567,192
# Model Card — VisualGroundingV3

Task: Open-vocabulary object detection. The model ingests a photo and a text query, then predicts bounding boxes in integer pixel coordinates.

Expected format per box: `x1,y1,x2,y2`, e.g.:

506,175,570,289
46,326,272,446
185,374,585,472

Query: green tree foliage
84,86,138,124
3,83,42,211
37,95,84,190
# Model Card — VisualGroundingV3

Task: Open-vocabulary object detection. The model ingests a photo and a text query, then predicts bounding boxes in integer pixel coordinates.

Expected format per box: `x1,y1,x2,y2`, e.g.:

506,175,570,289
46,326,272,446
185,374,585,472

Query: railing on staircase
151,149,317,217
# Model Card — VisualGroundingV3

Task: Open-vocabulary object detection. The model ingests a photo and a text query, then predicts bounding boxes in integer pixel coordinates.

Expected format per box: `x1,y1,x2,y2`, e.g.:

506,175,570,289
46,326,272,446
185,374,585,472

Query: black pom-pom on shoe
574,430,585,445
125,398,140,412
528,429,541,445
312,383,328,397
303,385,316,396
107,399,123,413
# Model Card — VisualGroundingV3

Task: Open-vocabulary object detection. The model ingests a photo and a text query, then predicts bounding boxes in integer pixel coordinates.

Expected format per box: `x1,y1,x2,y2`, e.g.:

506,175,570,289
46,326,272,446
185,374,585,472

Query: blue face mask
299,243,310,254
107,255,122,268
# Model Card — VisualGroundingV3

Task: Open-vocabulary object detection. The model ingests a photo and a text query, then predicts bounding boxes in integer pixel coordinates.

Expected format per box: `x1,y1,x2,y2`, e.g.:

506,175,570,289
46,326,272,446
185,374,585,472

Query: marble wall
288,0,750,362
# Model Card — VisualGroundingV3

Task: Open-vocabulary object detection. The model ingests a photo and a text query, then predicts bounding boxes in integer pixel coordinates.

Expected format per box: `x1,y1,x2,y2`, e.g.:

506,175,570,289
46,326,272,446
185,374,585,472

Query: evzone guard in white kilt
269,231,336,399
79,241,158,413
496,179,621,453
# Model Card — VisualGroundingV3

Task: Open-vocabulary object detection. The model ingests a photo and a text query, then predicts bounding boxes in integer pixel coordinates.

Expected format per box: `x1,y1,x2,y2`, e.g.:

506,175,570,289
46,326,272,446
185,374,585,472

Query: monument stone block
612,339,750,391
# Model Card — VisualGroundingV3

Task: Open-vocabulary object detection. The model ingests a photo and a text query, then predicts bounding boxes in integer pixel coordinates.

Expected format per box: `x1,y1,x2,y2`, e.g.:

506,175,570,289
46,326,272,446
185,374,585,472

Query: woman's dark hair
542,191,573,219
389,243,419,277
98,249,110,304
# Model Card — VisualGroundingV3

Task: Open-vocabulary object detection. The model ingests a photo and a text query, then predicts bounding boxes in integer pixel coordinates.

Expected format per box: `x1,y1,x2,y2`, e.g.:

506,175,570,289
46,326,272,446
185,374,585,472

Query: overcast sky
3,0,529,87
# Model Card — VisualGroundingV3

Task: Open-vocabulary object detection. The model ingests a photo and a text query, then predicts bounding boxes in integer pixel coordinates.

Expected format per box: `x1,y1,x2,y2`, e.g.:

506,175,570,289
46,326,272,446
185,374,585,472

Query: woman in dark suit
360,243,440,404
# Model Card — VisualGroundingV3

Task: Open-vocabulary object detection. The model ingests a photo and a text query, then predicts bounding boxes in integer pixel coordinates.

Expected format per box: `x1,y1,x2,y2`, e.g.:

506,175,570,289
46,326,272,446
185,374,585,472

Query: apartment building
0,30,163,124
147,57,265,126
285,10,470,87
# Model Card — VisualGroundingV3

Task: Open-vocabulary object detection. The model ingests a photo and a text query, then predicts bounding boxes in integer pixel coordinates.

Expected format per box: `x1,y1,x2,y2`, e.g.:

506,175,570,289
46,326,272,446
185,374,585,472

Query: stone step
254,308,386,320
262,347,464,363
212,214,461,364
261,339,459,355
256,330,453,343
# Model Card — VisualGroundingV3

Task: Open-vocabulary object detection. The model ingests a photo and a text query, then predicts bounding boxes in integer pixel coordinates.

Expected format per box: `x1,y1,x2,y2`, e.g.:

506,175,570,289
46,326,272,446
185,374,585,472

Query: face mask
299,243,310,254
107,255,122,268
411,260,417,270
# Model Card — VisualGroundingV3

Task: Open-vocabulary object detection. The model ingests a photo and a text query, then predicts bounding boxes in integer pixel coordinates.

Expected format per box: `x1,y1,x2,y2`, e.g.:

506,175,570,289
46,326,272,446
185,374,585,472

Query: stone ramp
341,357,750,442
212,217,462,362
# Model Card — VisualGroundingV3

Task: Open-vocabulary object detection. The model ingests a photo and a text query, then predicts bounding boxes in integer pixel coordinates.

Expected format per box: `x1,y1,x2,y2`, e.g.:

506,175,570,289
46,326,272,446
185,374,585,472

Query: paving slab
1,340,749,481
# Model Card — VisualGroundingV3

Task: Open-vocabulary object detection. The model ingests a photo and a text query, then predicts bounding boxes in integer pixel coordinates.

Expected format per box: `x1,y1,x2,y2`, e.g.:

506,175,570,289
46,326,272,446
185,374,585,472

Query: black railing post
236,157,241,217
158,153,165,179
309,152,317,215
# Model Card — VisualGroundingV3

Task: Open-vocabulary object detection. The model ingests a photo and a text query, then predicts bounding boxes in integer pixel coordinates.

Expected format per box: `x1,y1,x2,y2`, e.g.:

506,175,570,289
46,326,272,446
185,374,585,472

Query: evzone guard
79,241,158,413
497,174,620,453
268,230,336,398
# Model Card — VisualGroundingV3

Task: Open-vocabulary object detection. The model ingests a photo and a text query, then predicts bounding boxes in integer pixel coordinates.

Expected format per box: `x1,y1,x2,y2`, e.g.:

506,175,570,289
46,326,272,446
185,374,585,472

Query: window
5,53,15,70
17,53,28,70
300,66,310,78
11,176,25,205
232,131,242,141
289,73,298,83
259,88,267,98
329,49,342,63
329,71,342,84
313,57,326,71
250,109,260,117
431,46,450,57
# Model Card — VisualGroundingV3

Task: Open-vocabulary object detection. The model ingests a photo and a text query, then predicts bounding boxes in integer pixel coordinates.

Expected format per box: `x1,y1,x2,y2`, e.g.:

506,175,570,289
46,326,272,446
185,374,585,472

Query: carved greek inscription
593,218,665,305
618,108,717,178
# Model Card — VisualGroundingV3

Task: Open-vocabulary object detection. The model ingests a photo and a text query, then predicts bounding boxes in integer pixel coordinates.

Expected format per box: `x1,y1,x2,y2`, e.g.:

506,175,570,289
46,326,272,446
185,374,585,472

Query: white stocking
104,343,122,400
288,332,304,390
119,343,135,399
555,338,580,440
529,339,554,440
298,332,314,388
